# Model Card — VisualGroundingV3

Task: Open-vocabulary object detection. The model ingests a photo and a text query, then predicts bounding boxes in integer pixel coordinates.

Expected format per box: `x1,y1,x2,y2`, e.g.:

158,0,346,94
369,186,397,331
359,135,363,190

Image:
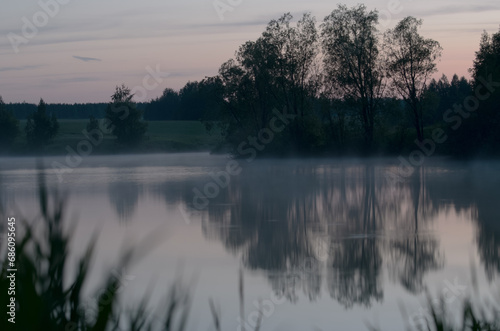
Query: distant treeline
6,102,147,120
144,81,221,121
5,81,219,121
5,79,219,121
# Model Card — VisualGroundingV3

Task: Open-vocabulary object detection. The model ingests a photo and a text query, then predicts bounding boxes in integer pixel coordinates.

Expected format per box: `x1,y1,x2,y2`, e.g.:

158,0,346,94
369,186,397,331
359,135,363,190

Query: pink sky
0,0,498,103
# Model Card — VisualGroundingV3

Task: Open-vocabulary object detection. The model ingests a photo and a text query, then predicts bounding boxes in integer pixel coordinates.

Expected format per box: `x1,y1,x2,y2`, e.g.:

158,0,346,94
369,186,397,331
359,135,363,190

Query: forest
1,5,499,157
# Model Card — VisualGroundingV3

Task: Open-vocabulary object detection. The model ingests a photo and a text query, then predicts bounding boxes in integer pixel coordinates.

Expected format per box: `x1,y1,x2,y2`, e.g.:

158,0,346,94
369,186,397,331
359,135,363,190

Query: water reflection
425,163,500,281
108,181,141,223
154,162,449,308
158,160,498,307
388,168,444,294
325,165,384,308
2,156,499,312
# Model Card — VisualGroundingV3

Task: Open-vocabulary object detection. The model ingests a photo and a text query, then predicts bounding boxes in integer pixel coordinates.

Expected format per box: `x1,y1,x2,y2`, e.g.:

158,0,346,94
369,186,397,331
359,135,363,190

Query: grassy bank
8,120,223,155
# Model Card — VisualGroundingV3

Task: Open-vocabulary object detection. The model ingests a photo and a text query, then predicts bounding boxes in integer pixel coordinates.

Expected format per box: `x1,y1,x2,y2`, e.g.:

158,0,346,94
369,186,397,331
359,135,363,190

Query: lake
1,153,499,330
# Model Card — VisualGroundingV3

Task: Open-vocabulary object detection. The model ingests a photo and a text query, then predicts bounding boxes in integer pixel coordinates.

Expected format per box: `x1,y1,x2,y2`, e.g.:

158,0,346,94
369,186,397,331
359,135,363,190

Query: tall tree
471,29,500,83
262,12,320,118
105,84,148,146
0,96,20,151
321,4,384,152
218,12,320,153
384,16,442,142
26,99,59,149
453,28,500,156
264,12,321,150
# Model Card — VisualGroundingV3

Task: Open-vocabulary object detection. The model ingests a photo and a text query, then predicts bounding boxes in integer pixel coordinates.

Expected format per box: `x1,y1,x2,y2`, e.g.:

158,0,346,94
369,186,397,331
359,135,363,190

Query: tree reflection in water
141,159,500,308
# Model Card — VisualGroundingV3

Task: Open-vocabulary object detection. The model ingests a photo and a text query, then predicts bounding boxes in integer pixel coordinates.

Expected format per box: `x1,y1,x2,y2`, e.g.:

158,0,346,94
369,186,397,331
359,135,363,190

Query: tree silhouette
108,180,141,223
25,99,59,149
144,88,180,120
455,28,500,156
105,84,148,146
384,17,442,142
321,4,384,152
0,96,19,151
388,168,443,293
217,12,320,153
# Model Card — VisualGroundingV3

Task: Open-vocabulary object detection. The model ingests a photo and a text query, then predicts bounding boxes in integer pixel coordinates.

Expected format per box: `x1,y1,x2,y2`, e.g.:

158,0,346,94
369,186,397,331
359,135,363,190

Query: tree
262,12,320,117
450,28,500,156
144,88,180,121
321,4,384,152
26,98,59,148
0,96,20,151
384,16,442,142
105,84,148,146
423,74,471,126
262,12,321,150
179,82,205,120
217,12,320,153
471,29,500,83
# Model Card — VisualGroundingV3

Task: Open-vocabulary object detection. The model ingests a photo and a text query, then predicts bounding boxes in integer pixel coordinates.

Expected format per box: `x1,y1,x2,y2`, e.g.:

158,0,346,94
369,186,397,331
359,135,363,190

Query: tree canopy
25,99,59,149
322,4,384,150
384,16,442,142
105,84,148,146
0,96,19,151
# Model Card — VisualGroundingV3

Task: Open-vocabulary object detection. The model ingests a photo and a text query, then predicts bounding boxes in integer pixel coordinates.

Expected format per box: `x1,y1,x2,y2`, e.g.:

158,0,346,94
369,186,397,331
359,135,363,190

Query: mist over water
1,153,499,330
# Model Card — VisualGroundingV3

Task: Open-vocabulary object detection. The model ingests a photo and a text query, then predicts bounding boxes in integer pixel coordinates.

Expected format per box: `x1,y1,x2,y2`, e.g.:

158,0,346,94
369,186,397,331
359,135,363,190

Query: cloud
73,55,101,62
0,65,44,72
416,4,500,18
52,76,101,84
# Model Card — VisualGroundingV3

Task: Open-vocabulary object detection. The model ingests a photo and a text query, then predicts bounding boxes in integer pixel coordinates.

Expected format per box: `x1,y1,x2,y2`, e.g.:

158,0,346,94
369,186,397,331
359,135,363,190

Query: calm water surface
1,153,499,330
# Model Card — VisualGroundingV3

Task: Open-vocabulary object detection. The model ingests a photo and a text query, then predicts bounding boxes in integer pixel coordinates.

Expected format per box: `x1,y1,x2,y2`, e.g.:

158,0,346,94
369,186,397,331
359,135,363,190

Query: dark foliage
0,96,19,151
105,85,148,146
25,99,59,149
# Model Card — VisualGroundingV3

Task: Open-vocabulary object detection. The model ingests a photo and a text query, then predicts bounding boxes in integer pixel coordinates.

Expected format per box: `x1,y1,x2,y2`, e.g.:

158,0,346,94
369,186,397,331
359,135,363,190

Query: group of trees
1,4,499,156
0,85,149,151
207,5,448,155
452,29,500,156
0,97,59,152
141,9,498,157
204,5,499,157
144,80,223,121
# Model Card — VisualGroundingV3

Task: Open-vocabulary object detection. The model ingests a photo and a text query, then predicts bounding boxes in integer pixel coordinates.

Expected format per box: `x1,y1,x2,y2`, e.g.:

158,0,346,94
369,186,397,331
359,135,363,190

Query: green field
13,120,223,155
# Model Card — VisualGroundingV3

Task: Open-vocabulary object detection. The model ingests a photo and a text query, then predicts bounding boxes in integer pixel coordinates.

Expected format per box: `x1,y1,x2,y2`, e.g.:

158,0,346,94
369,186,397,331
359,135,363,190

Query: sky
0,0,499,104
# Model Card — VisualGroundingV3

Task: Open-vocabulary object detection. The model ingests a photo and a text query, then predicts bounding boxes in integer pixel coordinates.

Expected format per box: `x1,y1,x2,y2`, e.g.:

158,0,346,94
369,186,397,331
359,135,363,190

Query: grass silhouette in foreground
1,170,499,330
0,170,261,331
369,294,500,331
0,171,193,331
